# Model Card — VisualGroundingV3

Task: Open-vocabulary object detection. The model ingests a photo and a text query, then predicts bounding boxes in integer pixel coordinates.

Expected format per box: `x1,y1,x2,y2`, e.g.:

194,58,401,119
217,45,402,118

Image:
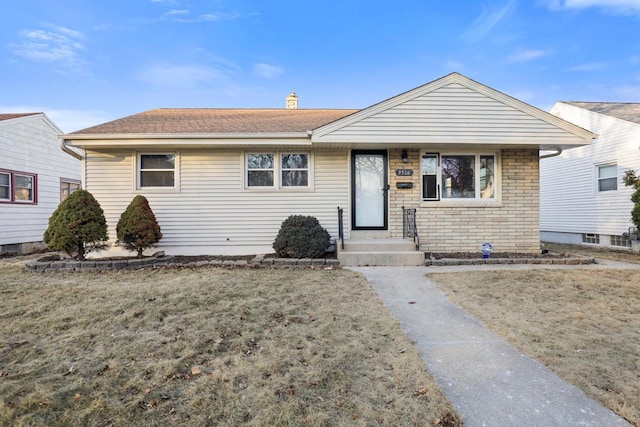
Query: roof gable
312,73,594,148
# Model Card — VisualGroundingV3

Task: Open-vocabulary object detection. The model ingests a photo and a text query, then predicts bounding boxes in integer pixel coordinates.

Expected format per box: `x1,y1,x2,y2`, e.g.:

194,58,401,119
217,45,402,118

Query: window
246,152,309,189
247,153,274,187
281,154,308,187
0,169,37,204
0,172,9,201
582,233,600,244
610,235,629,247
60,178,81,201
421,153,496,201
597,164,617,192
139,154,176,188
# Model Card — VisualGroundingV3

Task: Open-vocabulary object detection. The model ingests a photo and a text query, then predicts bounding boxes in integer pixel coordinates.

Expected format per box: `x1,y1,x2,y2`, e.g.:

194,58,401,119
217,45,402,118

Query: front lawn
428,268,640,426
0,262,460,426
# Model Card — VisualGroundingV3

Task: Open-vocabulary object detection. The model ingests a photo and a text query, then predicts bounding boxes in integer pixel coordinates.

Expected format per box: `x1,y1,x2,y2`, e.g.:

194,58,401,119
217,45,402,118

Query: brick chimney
286,92,298,109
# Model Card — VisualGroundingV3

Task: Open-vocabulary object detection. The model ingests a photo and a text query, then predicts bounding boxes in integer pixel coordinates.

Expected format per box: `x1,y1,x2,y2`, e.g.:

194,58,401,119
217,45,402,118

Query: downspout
539,148,562,159
58,137,83,160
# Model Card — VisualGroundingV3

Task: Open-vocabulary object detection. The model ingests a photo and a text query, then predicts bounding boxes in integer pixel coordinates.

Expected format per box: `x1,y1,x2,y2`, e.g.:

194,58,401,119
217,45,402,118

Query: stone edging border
427,257,596,266
25,253,341,273
25,253,597,272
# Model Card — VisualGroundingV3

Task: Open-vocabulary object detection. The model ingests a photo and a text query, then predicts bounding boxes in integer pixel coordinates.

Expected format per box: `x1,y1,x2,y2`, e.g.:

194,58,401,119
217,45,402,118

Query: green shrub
624,169,640,230
273,215,331,258
116,195,162,258
44,190,109,260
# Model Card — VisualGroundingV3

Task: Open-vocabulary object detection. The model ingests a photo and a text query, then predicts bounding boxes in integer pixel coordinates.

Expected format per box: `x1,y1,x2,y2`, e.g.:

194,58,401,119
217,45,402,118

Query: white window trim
244,151,313,191
136,152,180,191
420,151,500,205
595,162,617,194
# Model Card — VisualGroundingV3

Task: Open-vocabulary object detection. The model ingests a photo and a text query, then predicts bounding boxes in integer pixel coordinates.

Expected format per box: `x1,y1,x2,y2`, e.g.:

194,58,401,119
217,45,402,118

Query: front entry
351,150,388,229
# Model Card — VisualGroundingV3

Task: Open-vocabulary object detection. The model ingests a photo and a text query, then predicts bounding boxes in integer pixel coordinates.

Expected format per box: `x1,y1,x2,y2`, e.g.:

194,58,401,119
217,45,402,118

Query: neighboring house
541,102,640,251
1,113,82,254
60,73,593,260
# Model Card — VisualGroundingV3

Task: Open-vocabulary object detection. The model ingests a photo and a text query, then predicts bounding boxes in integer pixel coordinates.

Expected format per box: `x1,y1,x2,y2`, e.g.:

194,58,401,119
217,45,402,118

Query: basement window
582,233,600,244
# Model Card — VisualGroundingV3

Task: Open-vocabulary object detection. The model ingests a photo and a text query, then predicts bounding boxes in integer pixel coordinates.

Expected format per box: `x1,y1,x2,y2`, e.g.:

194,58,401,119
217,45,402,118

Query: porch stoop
337,238,425,267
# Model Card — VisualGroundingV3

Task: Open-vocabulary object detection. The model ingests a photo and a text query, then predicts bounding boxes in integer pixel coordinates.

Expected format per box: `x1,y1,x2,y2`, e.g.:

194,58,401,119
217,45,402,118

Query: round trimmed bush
44,189,109,260
273,215,331,258
116,195,163,258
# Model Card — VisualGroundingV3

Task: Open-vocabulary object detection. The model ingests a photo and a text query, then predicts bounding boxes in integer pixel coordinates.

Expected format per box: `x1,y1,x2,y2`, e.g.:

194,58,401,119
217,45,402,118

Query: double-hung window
421,153,496,201
0,169,37,204
246,152,309,189
597,164,617,192
138,153,176,188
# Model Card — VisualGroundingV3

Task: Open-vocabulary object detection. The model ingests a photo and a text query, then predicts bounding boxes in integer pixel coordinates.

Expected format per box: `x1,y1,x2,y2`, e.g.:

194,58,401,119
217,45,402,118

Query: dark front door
352,150,388,230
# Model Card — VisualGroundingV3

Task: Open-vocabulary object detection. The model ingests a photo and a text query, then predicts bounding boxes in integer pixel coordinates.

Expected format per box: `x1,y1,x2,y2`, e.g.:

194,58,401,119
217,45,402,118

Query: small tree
116,195,162,258
623,169,640,231
273,215,330,258
44,189,109,260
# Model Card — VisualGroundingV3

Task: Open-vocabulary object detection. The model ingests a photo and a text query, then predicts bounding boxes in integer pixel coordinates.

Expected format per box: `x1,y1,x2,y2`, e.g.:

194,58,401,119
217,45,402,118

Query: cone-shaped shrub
44,189,109,260
116,195,162,258
273,215,330,258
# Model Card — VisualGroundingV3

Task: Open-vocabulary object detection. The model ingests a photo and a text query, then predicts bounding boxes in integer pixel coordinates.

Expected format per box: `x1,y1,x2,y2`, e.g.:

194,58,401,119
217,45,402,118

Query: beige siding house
61,73,594,261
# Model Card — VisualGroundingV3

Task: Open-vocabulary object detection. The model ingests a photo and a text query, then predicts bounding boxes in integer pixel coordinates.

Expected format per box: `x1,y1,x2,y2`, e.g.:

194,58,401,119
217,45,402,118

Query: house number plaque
395,169,413,176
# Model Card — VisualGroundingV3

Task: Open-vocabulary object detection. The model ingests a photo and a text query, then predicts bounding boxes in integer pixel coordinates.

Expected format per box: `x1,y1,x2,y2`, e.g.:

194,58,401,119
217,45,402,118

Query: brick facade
388,148,540,254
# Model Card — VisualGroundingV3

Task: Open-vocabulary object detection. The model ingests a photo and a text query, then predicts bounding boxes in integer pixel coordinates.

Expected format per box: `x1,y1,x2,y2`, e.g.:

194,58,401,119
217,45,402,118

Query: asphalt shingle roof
71,108,359,135
0,113,40,122
564,102,640,125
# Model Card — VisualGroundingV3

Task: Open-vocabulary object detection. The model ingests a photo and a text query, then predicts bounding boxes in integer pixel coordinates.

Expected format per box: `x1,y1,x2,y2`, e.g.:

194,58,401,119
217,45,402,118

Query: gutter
539,148,562,159
59,137,83,160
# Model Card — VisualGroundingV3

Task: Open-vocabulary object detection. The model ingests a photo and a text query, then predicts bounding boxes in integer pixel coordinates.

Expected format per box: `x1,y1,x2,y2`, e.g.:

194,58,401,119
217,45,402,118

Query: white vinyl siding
314,83,587,145
541,103,639,237
0,114,81,246
84,148,349,254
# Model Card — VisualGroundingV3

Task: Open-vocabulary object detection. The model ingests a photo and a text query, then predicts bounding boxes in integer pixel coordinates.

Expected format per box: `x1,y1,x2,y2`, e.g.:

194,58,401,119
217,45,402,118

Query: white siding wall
0,115,81,247
315,83,587,145
541,103,640,237
85,148,349,255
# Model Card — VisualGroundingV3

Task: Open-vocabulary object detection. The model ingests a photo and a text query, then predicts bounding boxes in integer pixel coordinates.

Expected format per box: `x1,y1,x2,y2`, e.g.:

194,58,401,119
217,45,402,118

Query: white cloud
11,26,86,63
462,0,516,41
165,9,189,16
252,63,284,79
567,62,609,71
508,49,551,62
543,0,640,13
135,63,230,87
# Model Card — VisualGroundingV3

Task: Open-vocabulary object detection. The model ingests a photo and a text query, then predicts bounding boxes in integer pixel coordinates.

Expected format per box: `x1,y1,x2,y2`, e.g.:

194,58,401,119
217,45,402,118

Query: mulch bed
429,251,569,260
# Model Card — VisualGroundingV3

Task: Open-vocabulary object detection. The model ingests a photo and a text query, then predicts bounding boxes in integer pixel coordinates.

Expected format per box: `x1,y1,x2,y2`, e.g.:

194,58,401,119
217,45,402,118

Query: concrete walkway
351,263,633,427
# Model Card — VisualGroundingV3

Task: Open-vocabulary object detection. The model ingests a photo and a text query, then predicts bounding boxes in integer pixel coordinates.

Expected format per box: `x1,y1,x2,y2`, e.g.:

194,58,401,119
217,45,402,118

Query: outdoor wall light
401,149,408,163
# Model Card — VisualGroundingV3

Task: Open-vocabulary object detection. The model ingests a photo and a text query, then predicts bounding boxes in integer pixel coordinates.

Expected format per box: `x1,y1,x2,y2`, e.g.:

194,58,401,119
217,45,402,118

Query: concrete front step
338,238,424,266
342,238,418,252
338,250,425,267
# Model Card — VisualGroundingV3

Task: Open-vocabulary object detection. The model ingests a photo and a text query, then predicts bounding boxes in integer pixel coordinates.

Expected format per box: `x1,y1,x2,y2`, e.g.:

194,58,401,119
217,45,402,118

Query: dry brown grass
0,260,460,426
428,268,640,426
544,242,640,264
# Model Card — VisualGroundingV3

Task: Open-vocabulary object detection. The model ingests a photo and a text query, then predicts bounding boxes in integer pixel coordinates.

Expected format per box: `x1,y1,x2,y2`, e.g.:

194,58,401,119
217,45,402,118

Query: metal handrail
402,206,420,250
337,206,344,250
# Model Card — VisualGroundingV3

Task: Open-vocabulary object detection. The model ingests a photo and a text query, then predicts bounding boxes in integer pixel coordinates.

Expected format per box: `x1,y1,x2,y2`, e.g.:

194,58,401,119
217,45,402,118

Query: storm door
351,150,388,229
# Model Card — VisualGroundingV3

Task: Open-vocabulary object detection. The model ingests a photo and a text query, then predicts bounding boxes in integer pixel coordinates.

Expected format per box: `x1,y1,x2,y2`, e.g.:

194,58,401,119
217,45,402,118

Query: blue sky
2,0,640,132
